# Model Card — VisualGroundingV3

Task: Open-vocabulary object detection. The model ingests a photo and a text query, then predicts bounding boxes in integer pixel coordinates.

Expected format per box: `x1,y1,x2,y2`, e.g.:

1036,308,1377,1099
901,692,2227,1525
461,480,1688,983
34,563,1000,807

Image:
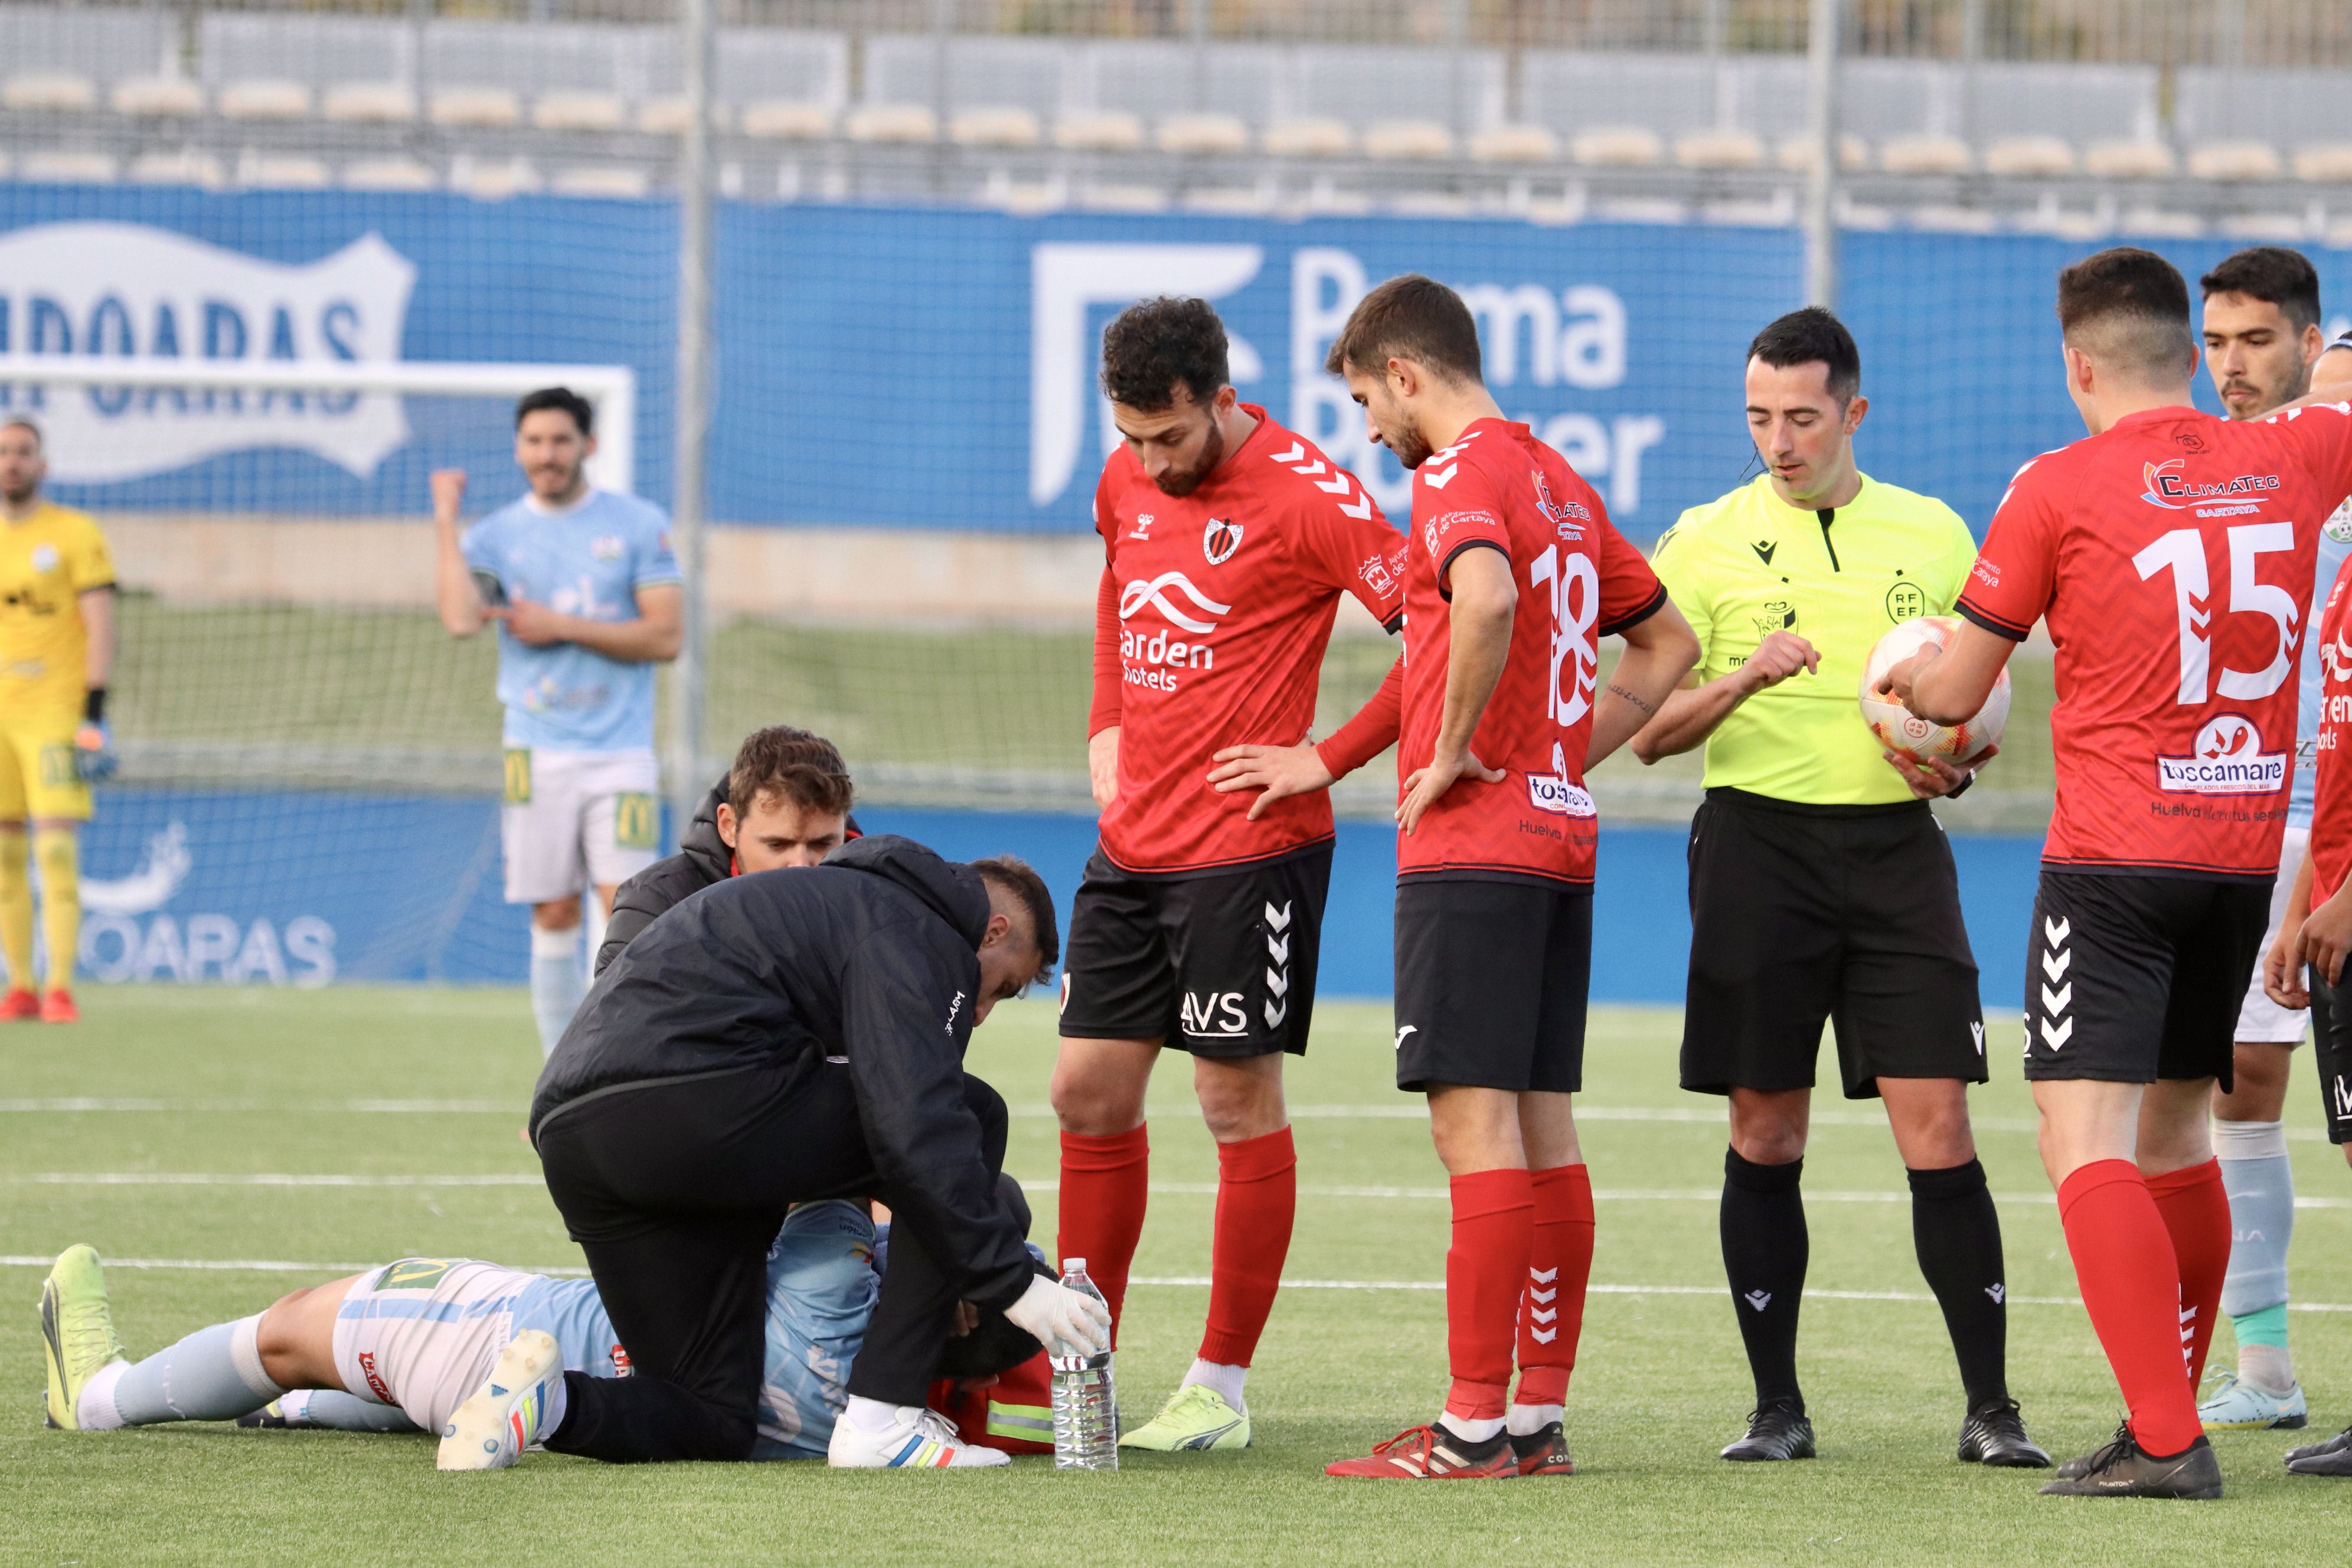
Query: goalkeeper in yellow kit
0,417,118,1023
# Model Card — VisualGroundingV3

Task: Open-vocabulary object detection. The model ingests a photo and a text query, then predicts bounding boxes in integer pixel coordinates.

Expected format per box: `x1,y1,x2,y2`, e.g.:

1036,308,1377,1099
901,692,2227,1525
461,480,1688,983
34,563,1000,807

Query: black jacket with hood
594,776,861,977
533,833,1033,1311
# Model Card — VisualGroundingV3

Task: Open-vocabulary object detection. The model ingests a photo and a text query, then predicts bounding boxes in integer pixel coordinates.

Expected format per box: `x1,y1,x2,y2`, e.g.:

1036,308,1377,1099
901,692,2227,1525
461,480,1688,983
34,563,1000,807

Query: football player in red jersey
1051,296,1411,1452
1311,275,1698,1481
1886,249,2352,1498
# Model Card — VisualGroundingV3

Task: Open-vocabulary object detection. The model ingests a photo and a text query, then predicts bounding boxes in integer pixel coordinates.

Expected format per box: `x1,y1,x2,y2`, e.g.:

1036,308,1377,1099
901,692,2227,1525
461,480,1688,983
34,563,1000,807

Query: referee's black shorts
1680,788,1985,1101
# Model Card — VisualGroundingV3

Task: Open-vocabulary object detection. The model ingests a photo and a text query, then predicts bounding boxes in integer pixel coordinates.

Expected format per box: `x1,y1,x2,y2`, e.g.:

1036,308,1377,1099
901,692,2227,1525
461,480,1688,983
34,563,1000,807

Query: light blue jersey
2292,500,2352,829
460,488,679,751
511,1273,629,1381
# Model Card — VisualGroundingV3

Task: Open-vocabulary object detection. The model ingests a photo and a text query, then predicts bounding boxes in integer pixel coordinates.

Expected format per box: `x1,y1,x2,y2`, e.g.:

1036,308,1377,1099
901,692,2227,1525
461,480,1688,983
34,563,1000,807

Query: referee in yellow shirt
0,417,118,1023
1631,309,2044,1468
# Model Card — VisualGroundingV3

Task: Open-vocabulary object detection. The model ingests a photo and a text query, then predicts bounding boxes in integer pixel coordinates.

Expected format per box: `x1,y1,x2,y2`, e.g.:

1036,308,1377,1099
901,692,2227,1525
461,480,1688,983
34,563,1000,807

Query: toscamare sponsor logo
2157,715,2286,795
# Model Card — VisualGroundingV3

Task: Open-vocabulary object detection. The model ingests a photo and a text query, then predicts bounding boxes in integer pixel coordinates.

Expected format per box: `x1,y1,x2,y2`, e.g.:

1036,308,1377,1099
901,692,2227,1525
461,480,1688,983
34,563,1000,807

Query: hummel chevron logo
1530,1327,1558,1344
1266,968,1291,999
2040,1017,2073,1050
1268,932,1291,965
1743,1290,1772,1312
1531,1267,1558,1284
1270,441,1376,519
2040,982,2072,1016
1423,463,1459,489
2043,916,2070,946
1530,1306,1558,1325
2041,947,2071,981
1266,998,1288,1027
1985,1283,2005,1304
1265,901,1292,931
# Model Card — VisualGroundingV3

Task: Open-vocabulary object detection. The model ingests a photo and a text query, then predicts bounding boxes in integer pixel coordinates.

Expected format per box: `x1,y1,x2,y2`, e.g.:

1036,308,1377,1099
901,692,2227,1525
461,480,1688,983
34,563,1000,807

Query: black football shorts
2308,964,2352,1144
1391,875,1591,1095
2020,868,2272,1091
1680,789,1986,1100
1057,844,1329,1058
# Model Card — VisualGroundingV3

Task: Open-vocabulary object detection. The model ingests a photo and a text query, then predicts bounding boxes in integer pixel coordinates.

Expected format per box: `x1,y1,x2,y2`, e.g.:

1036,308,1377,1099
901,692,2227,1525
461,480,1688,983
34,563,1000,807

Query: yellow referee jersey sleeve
0,504,115,718
1651,473,1977,806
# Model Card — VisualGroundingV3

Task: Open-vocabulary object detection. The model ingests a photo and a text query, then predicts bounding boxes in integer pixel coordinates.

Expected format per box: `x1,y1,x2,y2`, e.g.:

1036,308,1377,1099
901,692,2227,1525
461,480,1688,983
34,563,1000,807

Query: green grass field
11,988,2341,1567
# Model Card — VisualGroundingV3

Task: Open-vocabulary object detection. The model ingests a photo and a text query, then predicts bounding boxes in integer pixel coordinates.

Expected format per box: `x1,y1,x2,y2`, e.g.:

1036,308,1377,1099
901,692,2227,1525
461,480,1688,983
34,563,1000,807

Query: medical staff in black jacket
512,834,1110,1469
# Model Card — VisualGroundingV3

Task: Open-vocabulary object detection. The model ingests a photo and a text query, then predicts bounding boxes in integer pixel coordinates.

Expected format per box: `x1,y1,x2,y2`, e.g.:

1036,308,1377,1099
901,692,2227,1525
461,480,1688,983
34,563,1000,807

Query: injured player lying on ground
39,1195,1056,1462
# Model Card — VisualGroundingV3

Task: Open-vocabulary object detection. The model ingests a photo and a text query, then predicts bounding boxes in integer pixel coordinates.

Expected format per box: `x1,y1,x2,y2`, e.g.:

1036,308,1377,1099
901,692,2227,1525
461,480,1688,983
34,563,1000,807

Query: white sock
75,1358,130,1430
535,1367,569,1442
2240,1342,2297,1397
528,925,585,1059
1179,1358,1248,1415
1507,1402,1563,1436
1438,1412,1505,1443
844,1394,916,1433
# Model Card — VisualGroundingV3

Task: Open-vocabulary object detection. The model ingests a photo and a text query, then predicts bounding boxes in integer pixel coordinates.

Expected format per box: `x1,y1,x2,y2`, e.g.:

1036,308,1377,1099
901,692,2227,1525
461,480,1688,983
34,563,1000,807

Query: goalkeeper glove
74,691,117,782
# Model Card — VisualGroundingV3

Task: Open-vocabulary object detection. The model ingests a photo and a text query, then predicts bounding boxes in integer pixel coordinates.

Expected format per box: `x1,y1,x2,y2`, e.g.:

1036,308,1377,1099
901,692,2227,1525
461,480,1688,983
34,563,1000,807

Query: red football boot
1325,1424,1517,1479
38,989,78,1024
0,988,38,1021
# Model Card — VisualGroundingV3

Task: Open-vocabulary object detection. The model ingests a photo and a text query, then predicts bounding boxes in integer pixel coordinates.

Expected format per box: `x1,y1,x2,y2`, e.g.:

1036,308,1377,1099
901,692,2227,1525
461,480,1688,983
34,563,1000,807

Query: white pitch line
0,1099,517,1114
16,1172,543,1188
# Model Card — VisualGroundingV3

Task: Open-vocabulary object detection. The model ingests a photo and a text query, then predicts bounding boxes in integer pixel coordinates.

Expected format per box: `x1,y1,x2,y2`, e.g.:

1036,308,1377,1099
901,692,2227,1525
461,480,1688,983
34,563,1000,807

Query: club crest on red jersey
1203,517,1243,566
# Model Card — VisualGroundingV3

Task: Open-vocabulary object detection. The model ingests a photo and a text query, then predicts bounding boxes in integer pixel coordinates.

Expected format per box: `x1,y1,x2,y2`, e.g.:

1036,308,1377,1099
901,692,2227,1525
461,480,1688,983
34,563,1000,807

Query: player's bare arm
2297,863,2352,989
430,468,490,637
1086,726,1118,811
1587,599,1698,769
1630,629,1817,763
2266,849,2318,1008
1398,545,1511,835
1883,619,2013,727
495,582,682,662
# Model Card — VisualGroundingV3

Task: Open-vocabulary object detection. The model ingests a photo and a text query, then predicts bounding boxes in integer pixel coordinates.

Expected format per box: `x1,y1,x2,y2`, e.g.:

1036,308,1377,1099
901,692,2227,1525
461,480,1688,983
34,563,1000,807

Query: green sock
2232,1302,2289,1349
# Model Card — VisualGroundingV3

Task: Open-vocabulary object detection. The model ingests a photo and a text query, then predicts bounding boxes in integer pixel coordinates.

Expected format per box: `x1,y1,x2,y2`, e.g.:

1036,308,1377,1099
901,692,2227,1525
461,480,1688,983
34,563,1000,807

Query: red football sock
1445,1167,1535,1422
1513,1163,1595,1409
2057,1159,2200,1457
1197,1126,1296,1367
1058,1125,1149,1344
2145,1158,2231,1390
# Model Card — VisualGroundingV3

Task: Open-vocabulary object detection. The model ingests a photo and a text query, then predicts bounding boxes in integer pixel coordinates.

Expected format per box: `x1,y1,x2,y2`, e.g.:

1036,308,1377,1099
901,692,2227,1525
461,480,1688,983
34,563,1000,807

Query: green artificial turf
8,986,2339,1566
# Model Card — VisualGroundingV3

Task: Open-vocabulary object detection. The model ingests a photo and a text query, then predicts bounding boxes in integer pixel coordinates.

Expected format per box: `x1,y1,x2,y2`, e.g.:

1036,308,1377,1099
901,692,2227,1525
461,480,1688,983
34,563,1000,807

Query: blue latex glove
73,720,117,782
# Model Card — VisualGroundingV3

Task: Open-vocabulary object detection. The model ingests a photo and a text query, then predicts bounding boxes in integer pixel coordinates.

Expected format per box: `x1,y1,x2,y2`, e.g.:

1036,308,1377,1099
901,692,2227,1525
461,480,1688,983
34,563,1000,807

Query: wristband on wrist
1946,766,1975,800
84,687,107,724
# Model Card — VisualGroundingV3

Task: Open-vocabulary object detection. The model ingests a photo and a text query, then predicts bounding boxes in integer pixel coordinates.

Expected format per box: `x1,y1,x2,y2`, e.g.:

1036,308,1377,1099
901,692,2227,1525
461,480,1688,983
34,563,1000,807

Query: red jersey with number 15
1089,406,1407,874
1956,401,2352,878
1397,419,1667,885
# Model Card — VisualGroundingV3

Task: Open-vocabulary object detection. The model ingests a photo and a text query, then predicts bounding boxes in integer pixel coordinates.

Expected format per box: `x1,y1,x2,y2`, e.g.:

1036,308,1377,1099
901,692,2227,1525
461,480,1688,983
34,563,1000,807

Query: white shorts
501,747,661,905
331,1258,539,1434
2236,824,2314,1045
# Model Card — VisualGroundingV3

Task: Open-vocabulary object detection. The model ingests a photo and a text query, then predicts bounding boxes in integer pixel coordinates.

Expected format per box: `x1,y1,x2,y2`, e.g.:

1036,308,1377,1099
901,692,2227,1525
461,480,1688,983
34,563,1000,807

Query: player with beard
1889,249,2352,1498
2191,248,2352,1433
1315,275,1698,1480
1053,295,1410,1453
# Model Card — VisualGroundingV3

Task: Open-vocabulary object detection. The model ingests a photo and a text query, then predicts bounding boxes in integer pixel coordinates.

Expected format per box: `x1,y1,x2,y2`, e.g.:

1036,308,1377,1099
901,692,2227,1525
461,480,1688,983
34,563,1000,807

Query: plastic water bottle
1049,1259,1117,1471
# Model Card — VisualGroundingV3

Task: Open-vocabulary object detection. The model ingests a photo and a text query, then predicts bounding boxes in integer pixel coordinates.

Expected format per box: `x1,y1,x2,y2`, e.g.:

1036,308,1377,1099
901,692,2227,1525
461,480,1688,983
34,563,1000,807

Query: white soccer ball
1857,614,2010,767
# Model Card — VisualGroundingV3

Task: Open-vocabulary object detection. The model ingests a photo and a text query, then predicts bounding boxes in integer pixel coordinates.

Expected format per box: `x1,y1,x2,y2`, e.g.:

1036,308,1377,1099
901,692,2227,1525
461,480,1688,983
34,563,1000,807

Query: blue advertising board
1,185,2345,540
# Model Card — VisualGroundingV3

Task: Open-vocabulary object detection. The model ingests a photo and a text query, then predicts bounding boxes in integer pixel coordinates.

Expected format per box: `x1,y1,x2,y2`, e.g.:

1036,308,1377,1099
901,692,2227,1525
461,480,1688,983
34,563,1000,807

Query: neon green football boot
40,1244,126,1430
1118,1383,1252,1452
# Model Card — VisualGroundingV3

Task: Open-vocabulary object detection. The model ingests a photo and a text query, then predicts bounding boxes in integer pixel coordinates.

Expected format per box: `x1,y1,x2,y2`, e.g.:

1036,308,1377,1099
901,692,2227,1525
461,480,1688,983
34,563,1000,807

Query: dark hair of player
1747,306,1860,404
971,854,1060,972
1099,296,1230,411
1,416,43,447
2199,246,2322,333
1322,273,1483,384
726,725,854,819
2055,247,2196,378
514,385,594,437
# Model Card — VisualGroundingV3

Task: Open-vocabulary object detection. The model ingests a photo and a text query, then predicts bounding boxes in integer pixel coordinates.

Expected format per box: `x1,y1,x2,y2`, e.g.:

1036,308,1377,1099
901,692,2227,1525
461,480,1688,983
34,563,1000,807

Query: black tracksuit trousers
535,1062,1024,1462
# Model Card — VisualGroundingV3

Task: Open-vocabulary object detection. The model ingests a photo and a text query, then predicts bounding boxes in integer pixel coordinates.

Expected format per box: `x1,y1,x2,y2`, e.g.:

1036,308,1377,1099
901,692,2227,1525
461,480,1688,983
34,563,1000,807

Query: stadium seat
1572,126,1664,168
1291,183,1374,216
1468,124,1560,164
1077,182,1168,213
1262,117,1354,158
1157,112,1251,156
1774,133,1870,172
1879,133,1972,176
322,82,415,123
2083,139,2177,178
4,71,95,112
111,76,204,118
2186,140,2283,181
218,80,313,121
2014,204,2111,240
451,158,543,200
1362,120,1455,161
2328,216,2352,250
1835,197,1898,230
18,149,116,182
2218,211,2309,240
638,96,731,135
739,100,832,139
843,103,936,143
1674,129,1765,171
534,91,629,133
1054,110,1144,153
238,155,332,190
1590,195,1687,224
1387,191,1475,218
552,165,650,198
1181,184,1278,215
949,105,1043,149
1908,204,1999,233
1982,136,2076,177
2294,143,2352,182
2118,205,2205,237
127,149,224,188
1701,194,1794,227
342,157,438,192
430,87,523,130
980,174,1065,215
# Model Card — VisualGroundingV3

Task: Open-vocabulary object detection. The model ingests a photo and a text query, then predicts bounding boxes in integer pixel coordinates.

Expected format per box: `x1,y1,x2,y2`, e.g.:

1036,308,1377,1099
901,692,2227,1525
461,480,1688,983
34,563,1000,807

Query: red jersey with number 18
1396,419,1667,884
1089,406,1409,875
1956,401,2352,878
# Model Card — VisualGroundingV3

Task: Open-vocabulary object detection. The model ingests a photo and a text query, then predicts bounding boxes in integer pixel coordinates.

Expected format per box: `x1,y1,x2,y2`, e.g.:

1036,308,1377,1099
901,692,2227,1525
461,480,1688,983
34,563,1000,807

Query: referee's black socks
1721,1148,1807,1412
1906,1157,2010,1410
